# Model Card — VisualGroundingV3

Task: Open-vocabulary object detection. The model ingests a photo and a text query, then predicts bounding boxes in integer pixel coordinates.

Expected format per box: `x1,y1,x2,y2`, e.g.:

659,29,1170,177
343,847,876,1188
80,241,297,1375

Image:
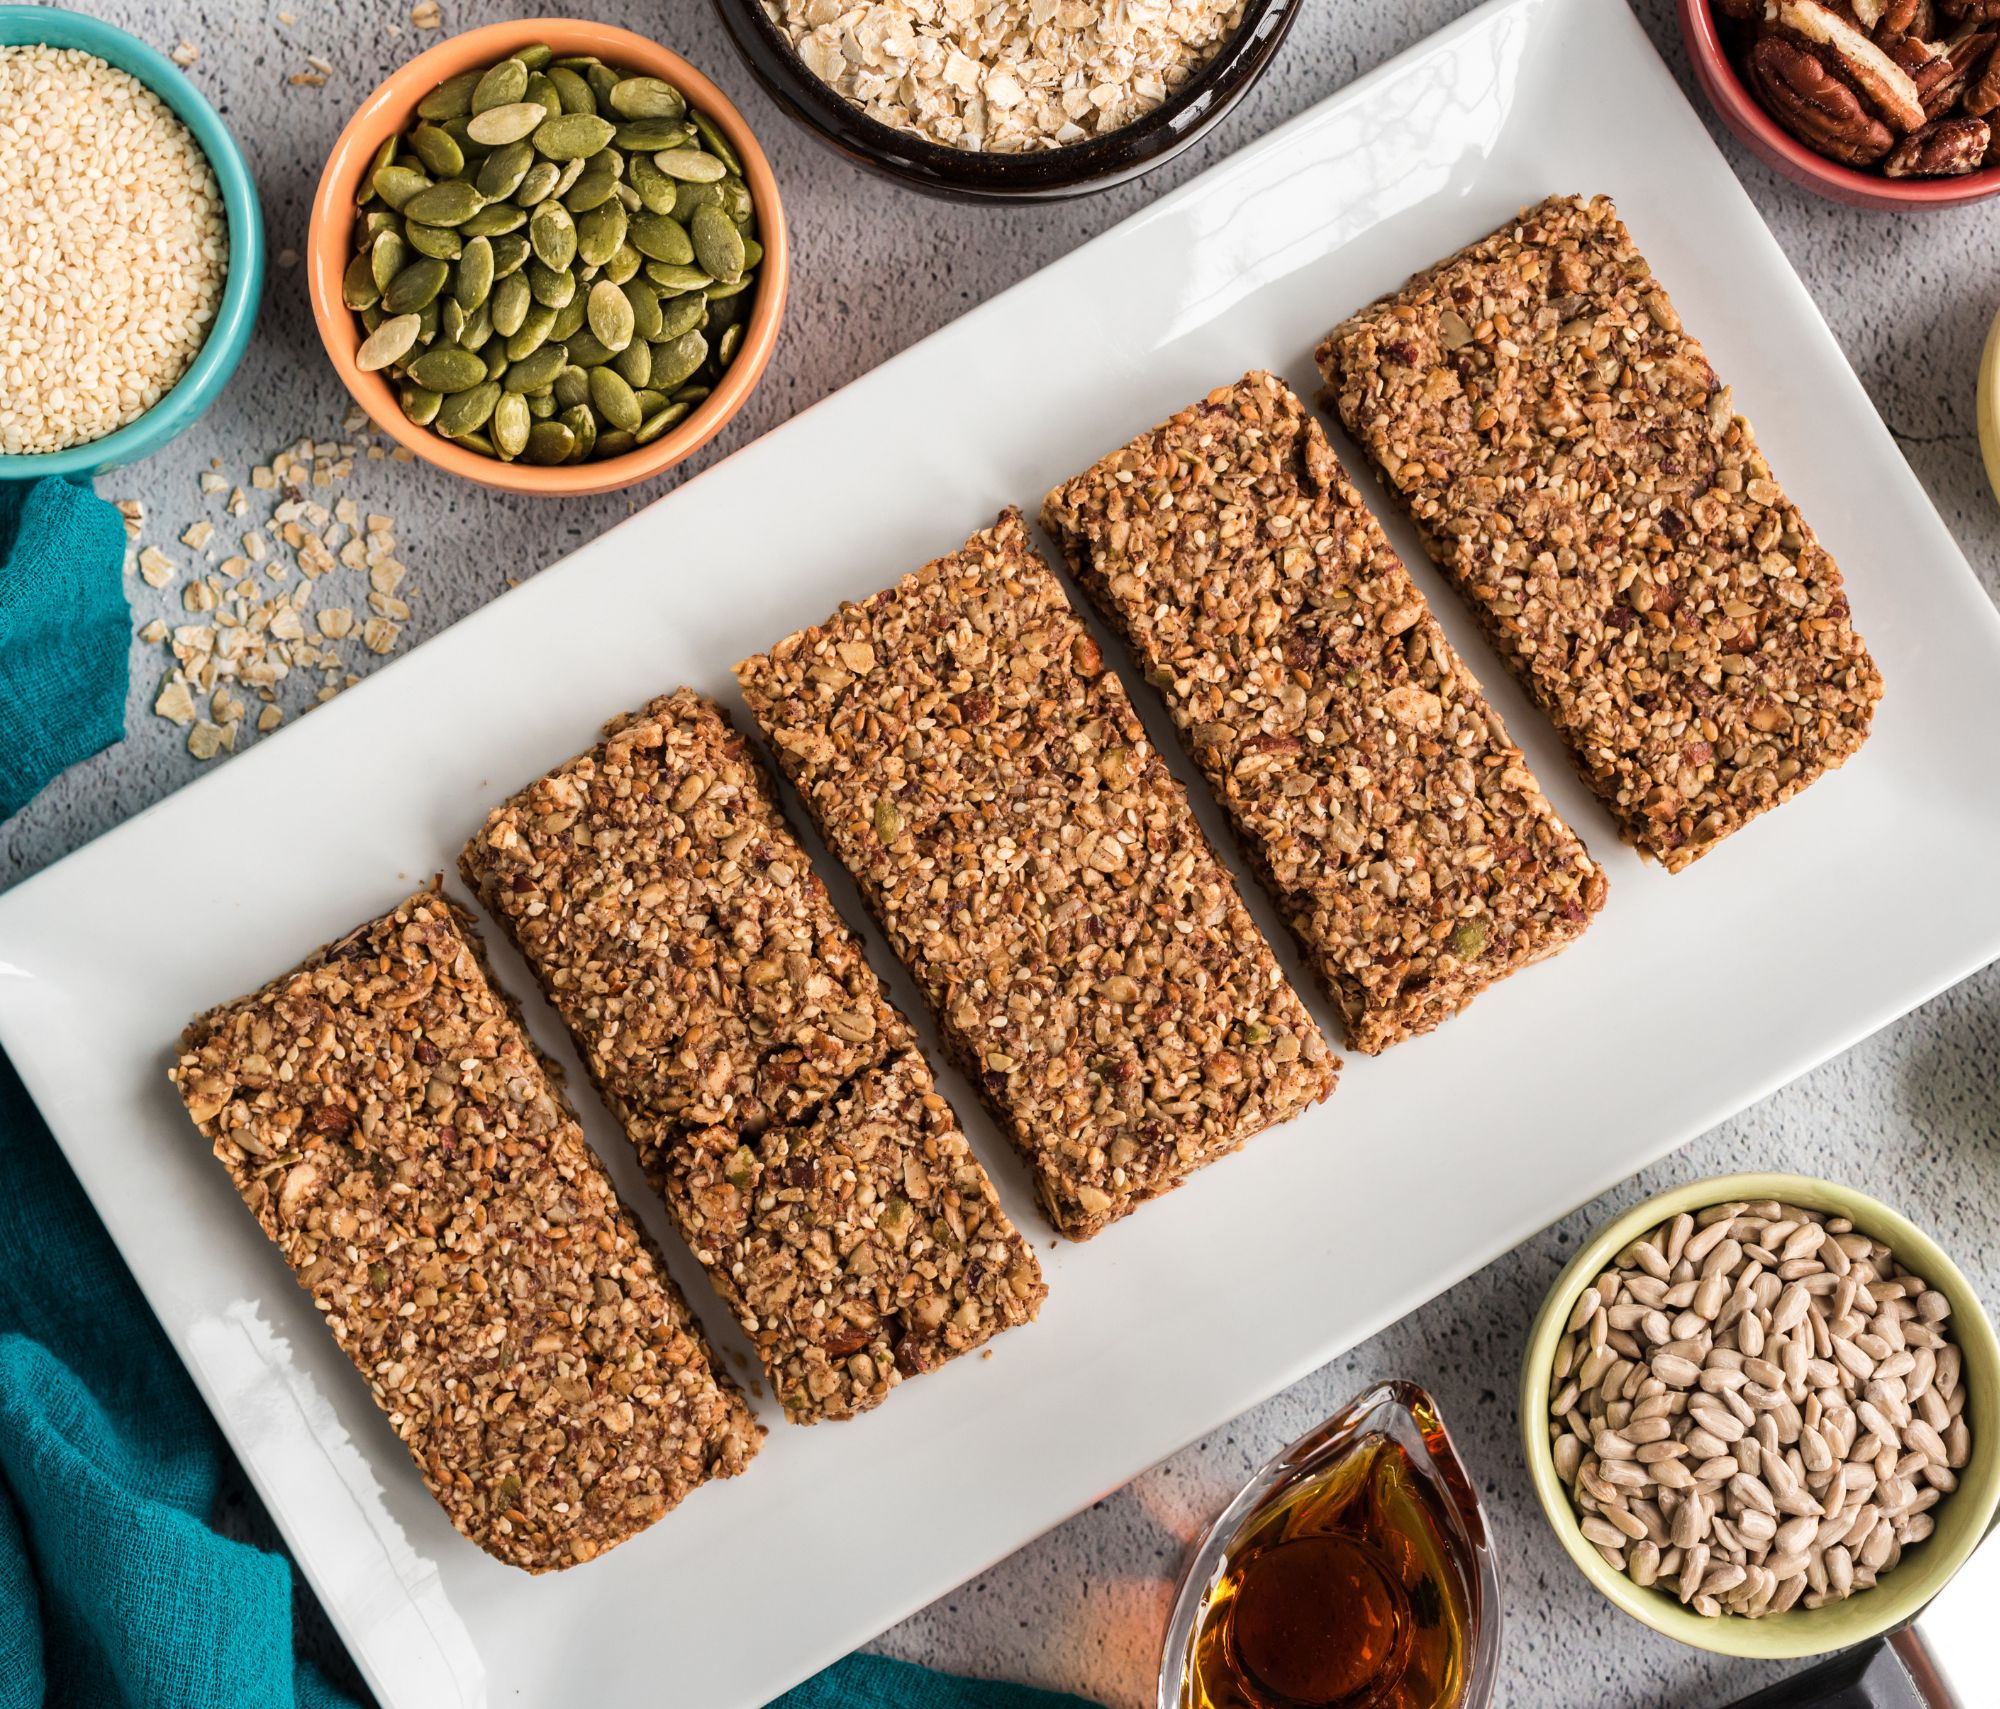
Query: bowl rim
1676,0,2000,209
306,17,787,498
0,4,266,480
1521,1171,2000,1660
710,0,1303,202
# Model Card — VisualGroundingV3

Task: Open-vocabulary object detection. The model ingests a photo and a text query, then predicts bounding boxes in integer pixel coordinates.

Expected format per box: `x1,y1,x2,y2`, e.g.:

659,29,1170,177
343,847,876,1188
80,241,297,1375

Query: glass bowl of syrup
1160,1380,1501,1709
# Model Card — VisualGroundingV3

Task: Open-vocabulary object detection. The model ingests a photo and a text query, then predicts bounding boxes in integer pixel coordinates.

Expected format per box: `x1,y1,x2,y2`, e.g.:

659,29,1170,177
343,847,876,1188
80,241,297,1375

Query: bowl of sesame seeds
713,0,1304,202
0,7,264,478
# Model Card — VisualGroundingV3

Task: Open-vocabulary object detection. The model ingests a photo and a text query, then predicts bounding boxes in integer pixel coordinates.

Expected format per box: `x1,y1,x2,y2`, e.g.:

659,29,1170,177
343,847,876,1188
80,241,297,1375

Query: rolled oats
735,510,1338,1241
1044,372,1607,1053
1317,196,1882,871
169,888,761,1570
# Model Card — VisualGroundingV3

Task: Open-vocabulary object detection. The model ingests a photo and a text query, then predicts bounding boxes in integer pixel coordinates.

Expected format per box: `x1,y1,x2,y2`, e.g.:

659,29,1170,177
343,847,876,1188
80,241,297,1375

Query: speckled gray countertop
6,2,1997,1705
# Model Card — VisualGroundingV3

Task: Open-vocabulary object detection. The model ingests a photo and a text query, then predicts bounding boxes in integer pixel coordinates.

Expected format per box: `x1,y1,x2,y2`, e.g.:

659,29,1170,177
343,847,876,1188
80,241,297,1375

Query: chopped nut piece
1044,372,1607,1053
169,890,760,1569
737,511,1338,1239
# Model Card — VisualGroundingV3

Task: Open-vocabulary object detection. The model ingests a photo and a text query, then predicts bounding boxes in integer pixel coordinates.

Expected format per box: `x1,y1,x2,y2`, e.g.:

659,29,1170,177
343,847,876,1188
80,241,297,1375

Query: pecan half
1878,0,1936,33
1768,0,1930,131
1966,34,2000,107
1882,110,1992,167
1749,34,1898,161
1940,0,2000,22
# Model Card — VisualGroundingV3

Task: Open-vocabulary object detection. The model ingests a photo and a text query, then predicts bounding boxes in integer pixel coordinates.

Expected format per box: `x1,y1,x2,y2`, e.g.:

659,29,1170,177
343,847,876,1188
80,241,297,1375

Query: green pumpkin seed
550,156,588,199
342,252,379,311
616,118,692,152
574,199,627,266
490,233,531,277
382,256,450,314
452,236,494,310
407,344,490,393
629,153,678,214
515,42,554,71
594,428,637,458
622,277,663,342
435,379,501,436
646,262,712,293
672,179,724,221
505,302,557,360
564,163,622,214
492,390,532,458
476,139,534,198
658,292,706,339
400,384,443,426
504,344,567,393
563,328,616,367
524,71,561,120
455,429,497,456
584,61,620,107
630,212,694,265
673,384,711,405
547,65,595,115
689,109,743,175
416,299,441,341
366,132,398,182
520,420,576,462
459,300,494,351
439,296,466,344
613,334,653,387
703,275,752,301
484,348,511,383
689,203,744,283
527,390,557,419
417,69,480,122
529,202,577,271
553,366,592,408
719,176,754,224
465,101,544,147
739,235,764,271
609,75,686,119
461,202,527,236
472,58,529,114
635,400,691,444
405,221,463,261
534,112,616,160
527,257,576,309
649,328,708,391
362,304,384,336
358,207,400,245
490,271,532,337
356,312,422,372
512,159,561,206
372,163,431,209
404,179,485,227
550,293,589,341
717,321,744,365
653,146,726,183
603,242,642,285
560,404,598,462
409,122,464,178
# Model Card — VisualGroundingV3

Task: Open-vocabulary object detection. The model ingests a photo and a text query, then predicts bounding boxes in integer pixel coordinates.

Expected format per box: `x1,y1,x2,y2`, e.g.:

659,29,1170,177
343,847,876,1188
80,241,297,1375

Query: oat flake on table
765,0,1248,150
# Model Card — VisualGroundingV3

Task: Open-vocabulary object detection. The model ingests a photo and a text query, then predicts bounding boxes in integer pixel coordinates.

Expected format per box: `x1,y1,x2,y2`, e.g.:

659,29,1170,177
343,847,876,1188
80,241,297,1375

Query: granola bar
460,691,1044,1423
169,889,760,1573
1043,372,1608,1053
1316,195,1882,872
735,510,1339,1241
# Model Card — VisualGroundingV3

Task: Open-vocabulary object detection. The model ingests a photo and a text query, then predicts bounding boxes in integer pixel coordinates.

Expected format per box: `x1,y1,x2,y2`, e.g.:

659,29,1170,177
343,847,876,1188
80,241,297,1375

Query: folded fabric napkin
0,1050,1101,1709
0,476,130,821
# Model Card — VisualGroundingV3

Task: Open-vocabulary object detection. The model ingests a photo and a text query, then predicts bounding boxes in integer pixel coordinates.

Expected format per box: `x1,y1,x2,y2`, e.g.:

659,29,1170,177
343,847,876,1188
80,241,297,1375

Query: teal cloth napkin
0,1049,1101,1709
0,476,130,820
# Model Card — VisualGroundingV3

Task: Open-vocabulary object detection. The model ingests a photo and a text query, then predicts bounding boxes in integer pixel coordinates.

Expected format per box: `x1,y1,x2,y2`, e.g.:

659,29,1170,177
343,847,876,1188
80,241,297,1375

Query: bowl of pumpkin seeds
308,18,785,495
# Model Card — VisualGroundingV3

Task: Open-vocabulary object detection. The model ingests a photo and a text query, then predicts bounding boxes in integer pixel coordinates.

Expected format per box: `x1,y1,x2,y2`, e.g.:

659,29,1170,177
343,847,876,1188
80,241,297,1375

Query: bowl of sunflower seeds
308,17,786,496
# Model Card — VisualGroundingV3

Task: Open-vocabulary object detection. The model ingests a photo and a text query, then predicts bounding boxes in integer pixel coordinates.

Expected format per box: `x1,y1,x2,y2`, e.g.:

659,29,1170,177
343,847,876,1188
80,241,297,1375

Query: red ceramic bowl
1677,0,2000,209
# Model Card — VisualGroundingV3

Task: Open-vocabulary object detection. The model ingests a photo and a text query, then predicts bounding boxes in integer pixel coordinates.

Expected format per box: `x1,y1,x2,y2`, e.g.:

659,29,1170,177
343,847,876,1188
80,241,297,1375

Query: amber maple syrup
1171,1385,1493,1709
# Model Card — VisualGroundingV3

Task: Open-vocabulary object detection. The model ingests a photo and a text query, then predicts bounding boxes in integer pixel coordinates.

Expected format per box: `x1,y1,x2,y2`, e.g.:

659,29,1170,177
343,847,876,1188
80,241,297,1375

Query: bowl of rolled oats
1522,1174,1999,1658
0,6,264,477
713,0,1304,201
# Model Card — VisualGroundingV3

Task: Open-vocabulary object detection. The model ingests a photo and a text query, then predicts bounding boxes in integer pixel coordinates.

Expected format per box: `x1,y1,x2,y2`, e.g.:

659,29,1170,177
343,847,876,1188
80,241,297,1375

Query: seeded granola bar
734,509,1339,1241
169,888,760,1572
460,691,1044,1422
1043,372,1608,1053
1316,194,1882,872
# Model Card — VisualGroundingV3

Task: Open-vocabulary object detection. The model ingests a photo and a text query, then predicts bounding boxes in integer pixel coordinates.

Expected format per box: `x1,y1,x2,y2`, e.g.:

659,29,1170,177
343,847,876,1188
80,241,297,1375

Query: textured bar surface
169,888,760,1572
735,509,1338,1240
1044,371,1607,1053
461,691,1043,1422
1317,194,1881,871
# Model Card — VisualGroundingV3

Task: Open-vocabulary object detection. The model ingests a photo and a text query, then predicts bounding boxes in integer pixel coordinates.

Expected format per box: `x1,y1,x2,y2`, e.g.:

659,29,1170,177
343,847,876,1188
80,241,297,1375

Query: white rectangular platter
6,1,2000,1703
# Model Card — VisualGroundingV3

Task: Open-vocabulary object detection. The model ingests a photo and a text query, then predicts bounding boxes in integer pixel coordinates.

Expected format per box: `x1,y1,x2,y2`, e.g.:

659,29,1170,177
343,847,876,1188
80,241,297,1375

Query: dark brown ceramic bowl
710,0,1302,202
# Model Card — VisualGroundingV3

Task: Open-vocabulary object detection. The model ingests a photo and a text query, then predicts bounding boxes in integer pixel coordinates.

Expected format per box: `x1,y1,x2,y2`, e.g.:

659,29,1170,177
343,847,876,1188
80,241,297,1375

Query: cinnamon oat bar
170,889,760,1573
735,510,1338,1241
1043,372,1607,1053
461,691,1044,1423
1317,194,1882,872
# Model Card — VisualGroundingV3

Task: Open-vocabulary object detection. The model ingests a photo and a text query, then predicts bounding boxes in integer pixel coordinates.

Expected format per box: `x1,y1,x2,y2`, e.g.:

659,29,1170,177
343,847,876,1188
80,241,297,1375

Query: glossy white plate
5,1,1999,1703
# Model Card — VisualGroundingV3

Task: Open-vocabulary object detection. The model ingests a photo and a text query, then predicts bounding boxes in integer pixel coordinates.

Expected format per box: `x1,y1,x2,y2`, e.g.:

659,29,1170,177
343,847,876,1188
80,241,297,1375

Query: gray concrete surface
5,2,1997,1705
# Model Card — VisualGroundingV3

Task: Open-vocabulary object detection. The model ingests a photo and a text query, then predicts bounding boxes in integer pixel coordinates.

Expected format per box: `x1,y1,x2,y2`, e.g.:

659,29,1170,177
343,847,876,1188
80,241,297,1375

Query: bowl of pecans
1680,0,2000,208
1521,1174,1999,1659
711,0,1304,202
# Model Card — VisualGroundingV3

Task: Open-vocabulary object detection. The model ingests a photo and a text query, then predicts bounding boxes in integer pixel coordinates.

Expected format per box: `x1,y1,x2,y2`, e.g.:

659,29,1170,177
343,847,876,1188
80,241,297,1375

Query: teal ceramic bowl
0,6,263,479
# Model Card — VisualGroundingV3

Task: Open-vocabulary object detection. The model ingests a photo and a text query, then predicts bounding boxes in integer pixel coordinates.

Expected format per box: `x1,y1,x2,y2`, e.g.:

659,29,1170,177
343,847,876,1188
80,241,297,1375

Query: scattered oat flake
138,619,168,644
411,0,442,28
170,40,199,67
287,71,325,87
198,470,227,495
361,617,399,655
155,679,197,725
136,546,176,588
188,721,224,760
181,520,214,550
115,499,144,540
317,607,354,639
257,705,283,733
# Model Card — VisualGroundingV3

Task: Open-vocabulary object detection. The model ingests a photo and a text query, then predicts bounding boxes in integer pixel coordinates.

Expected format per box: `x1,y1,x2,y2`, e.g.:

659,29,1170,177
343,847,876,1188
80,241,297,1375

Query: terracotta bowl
307,18,787,496
1676,0,2000,209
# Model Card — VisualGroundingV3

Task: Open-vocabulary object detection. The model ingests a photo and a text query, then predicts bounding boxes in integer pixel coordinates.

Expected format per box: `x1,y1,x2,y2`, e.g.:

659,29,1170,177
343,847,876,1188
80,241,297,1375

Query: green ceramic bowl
0,6,264,479
1522,1173,2000,1659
